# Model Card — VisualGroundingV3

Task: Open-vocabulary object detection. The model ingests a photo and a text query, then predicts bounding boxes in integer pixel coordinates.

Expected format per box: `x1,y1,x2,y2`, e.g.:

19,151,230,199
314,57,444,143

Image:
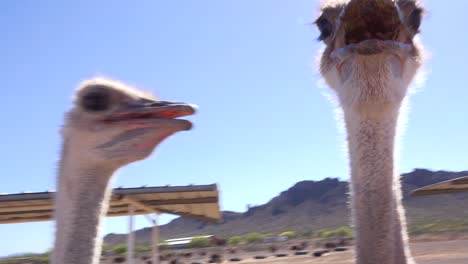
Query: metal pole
127,205,135,264
152,213,160,264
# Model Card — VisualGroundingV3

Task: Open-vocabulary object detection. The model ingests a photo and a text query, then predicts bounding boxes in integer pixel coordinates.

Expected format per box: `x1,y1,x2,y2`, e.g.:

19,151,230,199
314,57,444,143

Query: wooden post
127,205,135,264
152,213,160,264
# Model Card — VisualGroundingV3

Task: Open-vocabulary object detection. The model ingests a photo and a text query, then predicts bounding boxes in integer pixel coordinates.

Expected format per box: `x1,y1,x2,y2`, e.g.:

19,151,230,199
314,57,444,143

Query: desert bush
228,236,242,245
7,252,50,264
243,233,263,244
318,226,352,238
135,244,152,253
190,236,211,248
113,256,126,263
101,244,111,254
279,231,296,238
112,244,127,255
335,226,353,238
209,253,222,263
409,220,468,234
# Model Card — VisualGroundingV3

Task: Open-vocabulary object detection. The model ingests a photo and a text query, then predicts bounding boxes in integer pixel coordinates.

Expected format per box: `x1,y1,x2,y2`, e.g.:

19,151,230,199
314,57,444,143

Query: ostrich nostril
147,101,170,107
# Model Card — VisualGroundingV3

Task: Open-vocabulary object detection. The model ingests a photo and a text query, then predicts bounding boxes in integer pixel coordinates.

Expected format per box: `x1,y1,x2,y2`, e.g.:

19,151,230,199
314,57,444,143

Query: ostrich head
61,78,196,170
317,0,425,115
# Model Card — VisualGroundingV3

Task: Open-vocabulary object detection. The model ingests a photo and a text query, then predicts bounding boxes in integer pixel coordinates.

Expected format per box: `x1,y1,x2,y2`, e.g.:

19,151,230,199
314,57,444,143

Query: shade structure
412,176,468,196
0,184,221,224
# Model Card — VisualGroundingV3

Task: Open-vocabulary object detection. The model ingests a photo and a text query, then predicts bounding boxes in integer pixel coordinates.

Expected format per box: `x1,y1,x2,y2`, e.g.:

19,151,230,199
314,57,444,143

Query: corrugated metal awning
0,184,221,224
412,176,468,196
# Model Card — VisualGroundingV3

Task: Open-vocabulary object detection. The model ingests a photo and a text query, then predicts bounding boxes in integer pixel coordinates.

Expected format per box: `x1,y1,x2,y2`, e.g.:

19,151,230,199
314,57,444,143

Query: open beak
104,101,197,131
341,0,402,43
332,0,412,56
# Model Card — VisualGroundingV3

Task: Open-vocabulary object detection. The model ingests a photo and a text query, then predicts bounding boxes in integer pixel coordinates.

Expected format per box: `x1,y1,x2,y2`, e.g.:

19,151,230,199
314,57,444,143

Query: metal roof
0,184,221,224
412,176,468,196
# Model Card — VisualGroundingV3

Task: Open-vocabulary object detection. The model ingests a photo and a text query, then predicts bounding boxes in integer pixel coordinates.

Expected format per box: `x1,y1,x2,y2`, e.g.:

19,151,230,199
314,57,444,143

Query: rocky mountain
104,169,468,245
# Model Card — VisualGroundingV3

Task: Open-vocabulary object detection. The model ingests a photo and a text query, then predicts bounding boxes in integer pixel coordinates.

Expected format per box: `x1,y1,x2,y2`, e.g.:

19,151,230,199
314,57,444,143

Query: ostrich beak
127,101,197,119
341,0,403,44
331,0,412,57
104,101,197,131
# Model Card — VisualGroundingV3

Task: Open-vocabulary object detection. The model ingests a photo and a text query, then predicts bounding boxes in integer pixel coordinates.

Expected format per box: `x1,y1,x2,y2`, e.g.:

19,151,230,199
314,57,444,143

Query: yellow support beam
122,197,159,214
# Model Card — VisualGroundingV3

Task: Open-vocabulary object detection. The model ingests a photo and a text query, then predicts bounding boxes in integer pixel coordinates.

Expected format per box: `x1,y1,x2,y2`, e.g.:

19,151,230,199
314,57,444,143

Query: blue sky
1,0,467,256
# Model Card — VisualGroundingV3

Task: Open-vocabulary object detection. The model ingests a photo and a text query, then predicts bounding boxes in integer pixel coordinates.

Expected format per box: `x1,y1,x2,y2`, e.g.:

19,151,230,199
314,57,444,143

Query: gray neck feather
344,109,414,264
52,139,114,264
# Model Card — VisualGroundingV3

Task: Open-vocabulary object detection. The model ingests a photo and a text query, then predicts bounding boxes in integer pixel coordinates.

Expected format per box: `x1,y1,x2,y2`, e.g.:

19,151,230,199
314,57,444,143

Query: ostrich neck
52,140,115,264
344,107,413,264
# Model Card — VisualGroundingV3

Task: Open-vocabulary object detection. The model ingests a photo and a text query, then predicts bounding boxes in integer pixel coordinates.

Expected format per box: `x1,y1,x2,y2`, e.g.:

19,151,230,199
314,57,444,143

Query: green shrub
135,244,152,253
335,226,353,238
101,243,111,254
9,251,51,264
318,229,332,238
228,236,242,245
279,231,296,238
190,236,211,248
244,233,264,244
409,220,468,234
112,244,127,255
318,226,353,238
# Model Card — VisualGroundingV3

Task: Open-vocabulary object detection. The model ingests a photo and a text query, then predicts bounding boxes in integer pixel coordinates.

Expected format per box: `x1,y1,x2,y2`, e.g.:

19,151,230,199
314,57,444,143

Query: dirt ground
109,239,468,264
224,240,468,264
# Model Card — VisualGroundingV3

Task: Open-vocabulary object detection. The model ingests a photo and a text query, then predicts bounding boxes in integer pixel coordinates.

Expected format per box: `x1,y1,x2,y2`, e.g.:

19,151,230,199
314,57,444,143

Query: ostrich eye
316,16,333,40
407,8,422,32
81,86,111,112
